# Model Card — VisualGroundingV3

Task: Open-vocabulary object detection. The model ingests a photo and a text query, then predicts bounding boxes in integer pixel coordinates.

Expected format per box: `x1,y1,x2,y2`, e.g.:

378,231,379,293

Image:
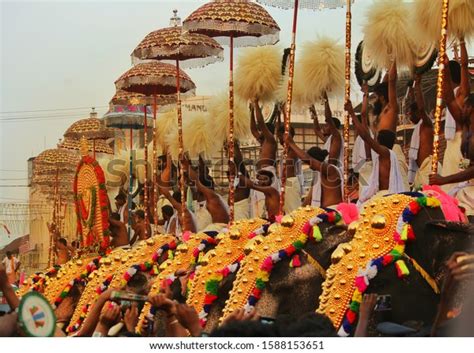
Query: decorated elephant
317,190,473,336
214,206,353,330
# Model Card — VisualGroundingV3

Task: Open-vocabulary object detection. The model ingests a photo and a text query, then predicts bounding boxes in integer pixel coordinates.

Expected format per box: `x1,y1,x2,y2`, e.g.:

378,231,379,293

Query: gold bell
177,243,188,253
146,239,155,246
347,221,359,236
229,229,241,240
268,223,279,234
253,235,265,245
244,242,255,255
281,215,295,227
371,214,387,229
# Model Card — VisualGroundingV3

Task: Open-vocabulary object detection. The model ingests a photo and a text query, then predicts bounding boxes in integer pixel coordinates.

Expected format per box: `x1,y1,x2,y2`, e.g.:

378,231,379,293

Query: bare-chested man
310,92,343,164
373,62,398,133
130,209,151,245
277,123,302,213
286,134,342,208
233,141,251,220
239,170,280,222
109,212,129,248
441,45,471,191
250,99,279,217
346,100,405,205
181,155,229,230
48,223,73,265
372,62,409,189
407,73,435,189
157,184,197,237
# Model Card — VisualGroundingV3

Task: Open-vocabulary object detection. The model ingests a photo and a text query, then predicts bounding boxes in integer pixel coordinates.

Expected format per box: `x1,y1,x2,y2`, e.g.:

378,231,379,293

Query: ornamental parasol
109,89,176,232
132,10,224,231
114,61,196,237
33,147,80,266
256,0,350,208
63,109,115,158
183,0,280,222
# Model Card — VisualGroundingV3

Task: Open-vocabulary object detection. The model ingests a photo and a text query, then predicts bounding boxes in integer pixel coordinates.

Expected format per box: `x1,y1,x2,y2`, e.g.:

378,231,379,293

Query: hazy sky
1,0,374,206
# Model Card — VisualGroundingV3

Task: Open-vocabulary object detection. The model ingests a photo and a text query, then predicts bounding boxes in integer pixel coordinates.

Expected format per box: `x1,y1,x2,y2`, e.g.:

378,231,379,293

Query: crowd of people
103,41,473,249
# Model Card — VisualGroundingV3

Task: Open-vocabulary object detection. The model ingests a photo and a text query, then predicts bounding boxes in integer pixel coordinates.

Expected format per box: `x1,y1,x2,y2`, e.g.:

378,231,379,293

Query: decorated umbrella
110,89,176,228
114,61,196,237
63,109,115,158
33,147,80,266
183,0,280,222
131,10,224,231
104,100,153,239
256,0,349,208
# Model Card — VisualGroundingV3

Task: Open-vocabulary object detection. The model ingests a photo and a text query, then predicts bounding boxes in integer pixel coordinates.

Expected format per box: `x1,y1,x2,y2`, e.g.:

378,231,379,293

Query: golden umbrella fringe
59,137,114,155
63,117,115,140
431,0,450,174
131,25,224,69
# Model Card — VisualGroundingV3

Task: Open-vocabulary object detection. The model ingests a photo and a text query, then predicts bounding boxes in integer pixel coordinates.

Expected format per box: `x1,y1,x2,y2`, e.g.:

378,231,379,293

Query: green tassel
205,279,219,295
313,226,323,242
256,278,266,289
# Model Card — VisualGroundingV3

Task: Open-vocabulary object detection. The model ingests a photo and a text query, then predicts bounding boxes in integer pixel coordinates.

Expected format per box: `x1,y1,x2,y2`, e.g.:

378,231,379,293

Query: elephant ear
426,221,474,238
425,221,474,273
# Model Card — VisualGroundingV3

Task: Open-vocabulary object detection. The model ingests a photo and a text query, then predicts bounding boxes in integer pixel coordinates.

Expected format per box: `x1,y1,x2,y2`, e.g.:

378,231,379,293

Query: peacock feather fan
299,36,345,104
363,0,415,70
235,45,282,102
414,0,474,44
207,93,251,145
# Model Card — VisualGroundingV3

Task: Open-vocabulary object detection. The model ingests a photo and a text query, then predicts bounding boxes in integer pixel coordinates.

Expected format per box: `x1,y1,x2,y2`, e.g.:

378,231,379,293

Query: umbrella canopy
132,25,224,68
59,137,114,155
103,104,154,130
183,0,280,47
34,148,80,169
63,112,114,140
256,0,348,10
115,61,196,96
110,89,177,107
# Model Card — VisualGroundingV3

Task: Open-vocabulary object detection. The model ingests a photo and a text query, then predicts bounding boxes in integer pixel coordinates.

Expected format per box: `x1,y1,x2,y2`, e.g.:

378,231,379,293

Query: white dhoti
451,180,474,217
358,150,405,208
195,203,213,232
234,198,250,221
393,144,410,192
413,156,440,190
357,160,373,192
283,176,301,214
442,131,463,193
